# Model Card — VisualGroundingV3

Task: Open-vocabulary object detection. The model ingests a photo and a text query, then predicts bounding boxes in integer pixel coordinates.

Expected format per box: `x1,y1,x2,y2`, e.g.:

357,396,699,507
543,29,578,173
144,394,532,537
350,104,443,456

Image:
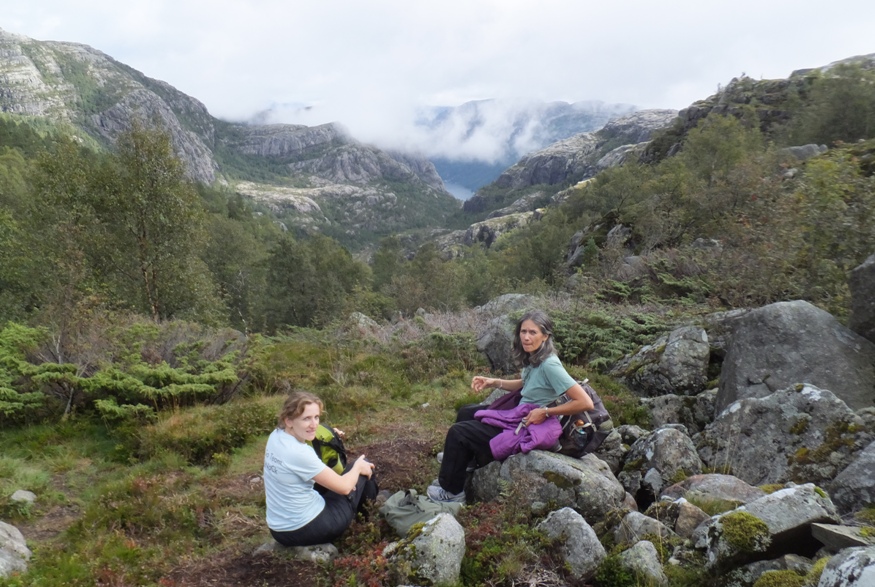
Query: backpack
308,424,348,474
378,489,463,537
548,379,613,458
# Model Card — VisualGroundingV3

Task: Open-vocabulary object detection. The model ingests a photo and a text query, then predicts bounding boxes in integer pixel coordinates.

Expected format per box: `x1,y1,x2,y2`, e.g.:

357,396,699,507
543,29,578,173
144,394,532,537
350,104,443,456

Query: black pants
456,403,488,423
438,417,502,494
270,470,378,547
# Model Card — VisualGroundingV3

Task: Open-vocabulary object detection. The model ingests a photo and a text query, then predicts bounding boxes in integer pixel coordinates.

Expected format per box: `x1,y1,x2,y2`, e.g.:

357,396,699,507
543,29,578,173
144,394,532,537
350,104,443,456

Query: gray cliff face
0,28,458,244
0,28,219,183
492,108,678,190
461,109,677,221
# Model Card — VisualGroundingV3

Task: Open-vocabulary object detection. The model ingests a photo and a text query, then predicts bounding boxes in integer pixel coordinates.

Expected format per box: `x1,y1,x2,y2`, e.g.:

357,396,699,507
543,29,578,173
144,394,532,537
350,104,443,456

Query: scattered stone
536,507,606,580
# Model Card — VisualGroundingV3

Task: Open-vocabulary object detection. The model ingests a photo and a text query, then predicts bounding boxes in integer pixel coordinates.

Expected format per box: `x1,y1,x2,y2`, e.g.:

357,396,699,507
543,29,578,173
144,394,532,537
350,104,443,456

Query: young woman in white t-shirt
264,391,377,546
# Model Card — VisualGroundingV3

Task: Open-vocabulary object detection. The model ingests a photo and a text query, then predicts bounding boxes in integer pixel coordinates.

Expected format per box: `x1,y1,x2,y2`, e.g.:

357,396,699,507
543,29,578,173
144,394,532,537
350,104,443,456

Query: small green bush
137,395,280,465
753,569,805,587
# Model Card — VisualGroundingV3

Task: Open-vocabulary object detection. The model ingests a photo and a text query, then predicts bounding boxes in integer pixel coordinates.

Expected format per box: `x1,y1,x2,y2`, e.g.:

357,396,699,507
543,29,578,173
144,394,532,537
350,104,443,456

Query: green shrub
137,395,280,465
753,569,805,587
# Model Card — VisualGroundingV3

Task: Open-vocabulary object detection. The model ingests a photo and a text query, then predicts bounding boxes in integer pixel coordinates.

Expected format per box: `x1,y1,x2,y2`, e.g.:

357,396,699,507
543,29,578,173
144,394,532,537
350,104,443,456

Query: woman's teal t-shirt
520,354,577,406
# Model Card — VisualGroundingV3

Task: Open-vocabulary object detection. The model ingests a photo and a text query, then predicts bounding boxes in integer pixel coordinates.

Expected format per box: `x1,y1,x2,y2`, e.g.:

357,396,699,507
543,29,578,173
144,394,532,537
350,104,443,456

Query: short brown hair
277,391,323,428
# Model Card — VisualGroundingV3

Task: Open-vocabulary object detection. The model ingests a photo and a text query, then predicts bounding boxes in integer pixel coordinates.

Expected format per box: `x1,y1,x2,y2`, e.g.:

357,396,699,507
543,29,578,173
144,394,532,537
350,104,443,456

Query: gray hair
512,310,557,367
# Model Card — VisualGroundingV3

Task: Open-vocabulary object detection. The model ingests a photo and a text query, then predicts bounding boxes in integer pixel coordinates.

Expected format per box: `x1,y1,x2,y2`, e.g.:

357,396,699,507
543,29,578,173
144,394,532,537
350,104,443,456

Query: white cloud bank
5,0,875,160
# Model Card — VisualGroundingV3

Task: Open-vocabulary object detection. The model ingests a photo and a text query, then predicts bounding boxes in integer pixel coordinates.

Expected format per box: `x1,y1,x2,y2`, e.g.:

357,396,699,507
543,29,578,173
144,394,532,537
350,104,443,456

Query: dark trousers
438,418,502,494
456,403,488,423
270,470,378,547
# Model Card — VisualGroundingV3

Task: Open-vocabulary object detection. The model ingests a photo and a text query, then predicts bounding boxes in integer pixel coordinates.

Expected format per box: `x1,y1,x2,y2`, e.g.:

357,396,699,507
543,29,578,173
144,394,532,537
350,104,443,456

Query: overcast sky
5,1,875,158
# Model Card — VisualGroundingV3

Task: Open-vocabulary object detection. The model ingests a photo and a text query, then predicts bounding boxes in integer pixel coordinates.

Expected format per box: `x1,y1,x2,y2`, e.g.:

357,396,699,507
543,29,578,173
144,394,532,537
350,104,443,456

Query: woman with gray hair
428,310,593,503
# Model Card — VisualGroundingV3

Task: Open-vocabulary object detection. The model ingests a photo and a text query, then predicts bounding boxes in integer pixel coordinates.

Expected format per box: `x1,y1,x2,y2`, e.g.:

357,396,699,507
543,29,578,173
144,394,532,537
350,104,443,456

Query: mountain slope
0,27,459,248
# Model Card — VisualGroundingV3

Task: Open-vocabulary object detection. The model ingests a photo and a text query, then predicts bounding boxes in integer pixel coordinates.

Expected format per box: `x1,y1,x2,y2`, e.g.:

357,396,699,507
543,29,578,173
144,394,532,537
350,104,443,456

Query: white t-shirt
263,428,327,531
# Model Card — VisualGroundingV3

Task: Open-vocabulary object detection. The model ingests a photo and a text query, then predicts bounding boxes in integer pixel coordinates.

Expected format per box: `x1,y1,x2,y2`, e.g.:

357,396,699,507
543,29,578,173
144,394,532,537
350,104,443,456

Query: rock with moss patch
385,512,465,586
693,483,840,570
695,385,873,487
723,554,813,587
469,451,626,524
536,507,606,580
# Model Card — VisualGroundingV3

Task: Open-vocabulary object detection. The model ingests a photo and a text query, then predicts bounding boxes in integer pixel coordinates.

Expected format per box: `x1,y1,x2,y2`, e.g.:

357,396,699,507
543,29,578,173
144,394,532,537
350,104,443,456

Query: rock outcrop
716,300,875,413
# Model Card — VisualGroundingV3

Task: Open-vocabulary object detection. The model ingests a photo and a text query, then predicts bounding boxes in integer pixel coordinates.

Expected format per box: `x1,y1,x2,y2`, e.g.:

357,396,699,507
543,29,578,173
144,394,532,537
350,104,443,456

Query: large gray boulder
384,512,465,586
536,507,606,580
695,384,873,487
475,315,517,374
817,545,875,587
0,521,31,578
849,253,875,344
469,451,626,523
611,326,710,397
716,300,875,413
618,426,703,506
829,440,875,515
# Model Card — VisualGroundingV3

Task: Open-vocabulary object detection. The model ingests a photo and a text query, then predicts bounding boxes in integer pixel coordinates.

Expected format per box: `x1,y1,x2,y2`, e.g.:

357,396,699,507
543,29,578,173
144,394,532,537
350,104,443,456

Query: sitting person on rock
428,309,593,503
264,391,378,546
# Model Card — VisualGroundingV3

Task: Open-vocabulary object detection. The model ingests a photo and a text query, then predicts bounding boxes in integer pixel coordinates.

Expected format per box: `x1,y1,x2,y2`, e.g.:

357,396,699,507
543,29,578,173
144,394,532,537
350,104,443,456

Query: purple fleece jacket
474,403,563,460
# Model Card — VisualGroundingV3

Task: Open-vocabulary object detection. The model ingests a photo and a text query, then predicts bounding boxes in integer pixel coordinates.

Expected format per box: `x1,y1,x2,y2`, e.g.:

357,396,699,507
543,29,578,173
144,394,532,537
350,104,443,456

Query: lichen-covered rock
618,426,703,507
0,521,31,578
645,498,711,538
613,511,678,547
616,540,668,586
661,474,766,507
469,451,626,523
536,507,606,580
385,513,465,586
817,545,875,587
611,326,711,397
475,315,517,374
642,389,717,435
695,385,873,487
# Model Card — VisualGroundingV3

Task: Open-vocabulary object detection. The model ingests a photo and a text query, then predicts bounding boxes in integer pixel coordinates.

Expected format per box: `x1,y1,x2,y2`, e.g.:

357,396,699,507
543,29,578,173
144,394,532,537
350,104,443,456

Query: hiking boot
426,484,466,504
375,489,392,507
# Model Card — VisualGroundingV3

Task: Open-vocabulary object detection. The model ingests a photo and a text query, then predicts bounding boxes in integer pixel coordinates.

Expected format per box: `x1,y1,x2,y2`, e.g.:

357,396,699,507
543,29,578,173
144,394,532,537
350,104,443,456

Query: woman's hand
471,376,496,392
354,454,375,479
523,407,550,426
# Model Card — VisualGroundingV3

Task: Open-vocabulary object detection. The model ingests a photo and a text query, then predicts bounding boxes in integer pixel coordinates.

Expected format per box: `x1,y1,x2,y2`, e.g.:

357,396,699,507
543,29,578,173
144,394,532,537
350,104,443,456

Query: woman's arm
523,382,594,426
312,455,374,495
471,376,523,393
